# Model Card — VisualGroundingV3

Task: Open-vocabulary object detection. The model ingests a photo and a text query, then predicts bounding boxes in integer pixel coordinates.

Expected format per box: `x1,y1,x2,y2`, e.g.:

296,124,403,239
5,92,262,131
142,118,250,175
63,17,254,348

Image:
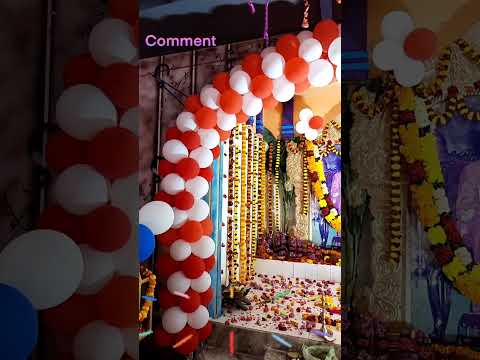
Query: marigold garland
239,125,249,282
274,140,282,232
251,134,260,274
226,129,236,283
258,140,267,242
233,127,242,283
302,144,310,216
267,142,275,234
139,266,156,323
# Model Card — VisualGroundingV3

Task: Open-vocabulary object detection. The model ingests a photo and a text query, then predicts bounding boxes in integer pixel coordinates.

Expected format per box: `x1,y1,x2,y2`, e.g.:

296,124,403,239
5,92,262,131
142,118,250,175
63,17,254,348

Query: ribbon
256,112,264,135
248,0,255,14
281,99,294,140
264,0,270,42
302,0,310,28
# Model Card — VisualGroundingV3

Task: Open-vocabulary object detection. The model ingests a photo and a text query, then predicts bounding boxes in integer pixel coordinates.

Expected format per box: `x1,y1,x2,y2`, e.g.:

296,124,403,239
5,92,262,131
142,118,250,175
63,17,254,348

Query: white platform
254,259,341,283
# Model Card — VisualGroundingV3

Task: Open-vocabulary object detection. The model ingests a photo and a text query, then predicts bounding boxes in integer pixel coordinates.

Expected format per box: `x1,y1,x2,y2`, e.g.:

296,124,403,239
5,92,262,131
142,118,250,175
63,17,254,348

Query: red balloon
284,57,309,84
211,146,220,159
404,28,437,60
200,219,213,236
179,131,201,151
108,0,138,25
199,167,214,182
156,254,180,279
63,54,100,88
196,107,217,129
309,115,325,129
263,95,278,109
295,79,310,94
87,127,138,180
276,34,300,61
166,127,182,140
176,157,200,180
242,53,263,77
154,191,174,206
199,288,213,306
95,275,137,328
178,288,201,312
97,63,138,109
198,322,213,342
179,221,203,243
215,127,231,142
219,89,243,114
175,191,195,210
212,72,230,93
251,75,273,99
158,288,179,309
204,255,216,272
236,111,249,124
313,19,339,51
46,131,86,172
154,327,174,347
42,294,95,335
37,205,85,244
84,205,131,252
181,255,206,279
174,326,199,355
185,95,202,113
158,160,175,176
157,228,178,247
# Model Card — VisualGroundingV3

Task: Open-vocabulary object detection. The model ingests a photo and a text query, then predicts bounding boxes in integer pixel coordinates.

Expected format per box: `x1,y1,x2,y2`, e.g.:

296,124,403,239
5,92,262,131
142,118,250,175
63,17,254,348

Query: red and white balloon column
152,19,340,355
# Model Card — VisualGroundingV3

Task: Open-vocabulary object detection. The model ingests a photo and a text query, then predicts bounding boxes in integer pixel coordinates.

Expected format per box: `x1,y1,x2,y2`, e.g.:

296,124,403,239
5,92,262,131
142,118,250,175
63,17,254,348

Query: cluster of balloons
372,10,438,87
294,107,327,140
153,19,340,355
39,1,139,360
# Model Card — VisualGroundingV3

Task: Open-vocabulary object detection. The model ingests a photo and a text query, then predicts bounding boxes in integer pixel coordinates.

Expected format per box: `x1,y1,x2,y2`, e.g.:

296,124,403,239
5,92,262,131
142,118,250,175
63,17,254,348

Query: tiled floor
214,274,341,346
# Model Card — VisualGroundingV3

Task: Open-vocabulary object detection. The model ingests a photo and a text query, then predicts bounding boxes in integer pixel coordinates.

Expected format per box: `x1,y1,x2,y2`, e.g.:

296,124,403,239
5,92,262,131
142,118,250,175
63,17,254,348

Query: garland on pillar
240,125,249,282
267,142,275,234
226,131,236,283
251,134,260,275
274,140,282,232
258,140,267,242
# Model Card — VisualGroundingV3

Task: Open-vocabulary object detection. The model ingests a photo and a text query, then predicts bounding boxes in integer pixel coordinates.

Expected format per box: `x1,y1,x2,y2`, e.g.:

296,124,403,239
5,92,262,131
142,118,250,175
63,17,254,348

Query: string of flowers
245,125,254,279
305,140,341,233
302,143,310,215
240,124,249,283
258,140,267,243
267,142,274,234
139,266,156,323
274,140,282,232
318,118,341,157
226,129,236,284
251,134,260,274
233,127,242,283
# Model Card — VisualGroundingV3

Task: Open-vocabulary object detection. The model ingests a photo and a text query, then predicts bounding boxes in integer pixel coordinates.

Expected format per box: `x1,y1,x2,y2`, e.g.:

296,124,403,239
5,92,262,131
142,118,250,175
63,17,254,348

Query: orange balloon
263,95,279,109
295,79,310,94
196,107,217,128
309,115,326,129
284,57,309,84
185,95,202,113
97,64,138,110
95,275,137,328
313,19,339,51
404,28,437,60
108,0,138,25
276,34,300,61
213,72,230,93
242,53,263,77
251,75,273,99
236,111,249,124
219,89,243,114
63,54,100,88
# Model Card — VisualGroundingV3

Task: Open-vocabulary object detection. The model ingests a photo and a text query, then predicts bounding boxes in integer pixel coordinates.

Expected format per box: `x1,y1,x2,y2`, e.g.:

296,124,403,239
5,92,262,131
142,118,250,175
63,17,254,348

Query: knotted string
302,0,310,28
248,0,255,14
263,0,270,42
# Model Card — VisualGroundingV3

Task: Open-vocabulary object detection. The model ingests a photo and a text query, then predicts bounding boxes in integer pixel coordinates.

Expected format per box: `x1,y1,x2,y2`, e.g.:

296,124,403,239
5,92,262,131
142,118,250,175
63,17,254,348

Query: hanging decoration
302,0,310,29
139,267,157,323
295,107,326,140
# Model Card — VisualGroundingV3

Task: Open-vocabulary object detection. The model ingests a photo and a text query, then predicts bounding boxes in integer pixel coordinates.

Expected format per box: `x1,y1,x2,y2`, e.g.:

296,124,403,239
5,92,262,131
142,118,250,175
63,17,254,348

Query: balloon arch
141,19,341,355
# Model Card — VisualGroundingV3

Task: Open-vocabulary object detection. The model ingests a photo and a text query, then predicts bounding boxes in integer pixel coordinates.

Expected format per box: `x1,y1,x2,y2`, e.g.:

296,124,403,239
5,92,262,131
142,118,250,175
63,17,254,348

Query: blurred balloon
381,11,414,43
394,57,425,87
167,271,191,294
162,306,188,334
190,272,211,293
404,28,437,60
187,305,209,329
78,245,115,294
97,64,138,110
74,321,125,360
372,40,405,71
63,53,100,88
191,236,215,259
170,240,192,262
119,107,139,136
37,205,85,244
108,0,138,25
139,201,174,235
138,224,155,262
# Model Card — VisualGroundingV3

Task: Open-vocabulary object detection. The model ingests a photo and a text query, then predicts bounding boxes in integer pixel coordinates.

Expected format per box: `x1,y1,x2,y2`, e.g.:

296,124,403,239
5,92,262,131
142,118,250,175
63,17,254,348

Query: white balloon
229,70,251,95
372,40,405,71
77,245,114,295
191,271,211,293
217,109,237,131
191,236,215,259
308,59,334,87
299,108,313,122
54,165,109,215
381,11,414,43
200,86,220,110
172,208,188,228
162,306,188,334
0,230,83,310
242,92,263,116
187,199,210,222
56,84,117,141
122,328,138,360
297,30,313,42
167,272,191,294
111,174,138,223
262,52,285,79
187,305,209,329
74,321,125,360
394,57,426,87
197,128,220,149
176,112,197,132
260,46,276,58
185,176,209,199
160,173,185,195
328,37,341,66
120,107,139,136
170,240,192,261
335,65,341,82
89,18,136,66
139,201,174,235
295,120,308,134
230,64,242,75
305,128,319,141
299,38,323,63
190,146,213,168
272,76,295,102
162,139,188,164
